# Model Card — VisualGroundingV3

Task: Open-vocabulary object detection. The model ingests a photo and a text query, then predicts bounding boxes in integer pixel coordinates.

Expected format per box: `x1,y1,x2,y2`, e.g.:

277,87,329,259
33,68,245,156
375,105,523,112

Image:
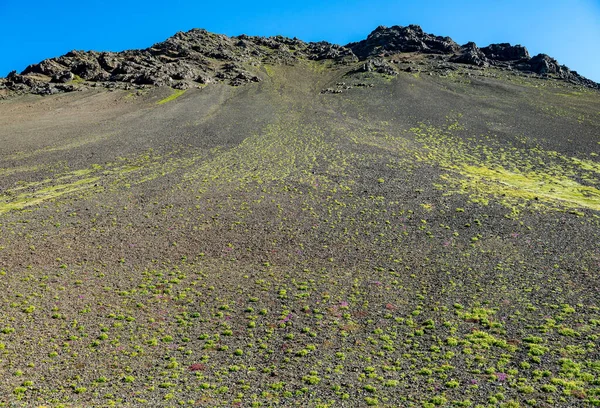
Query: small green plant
303,373,321,385
365,397,379,406
363,384,376,393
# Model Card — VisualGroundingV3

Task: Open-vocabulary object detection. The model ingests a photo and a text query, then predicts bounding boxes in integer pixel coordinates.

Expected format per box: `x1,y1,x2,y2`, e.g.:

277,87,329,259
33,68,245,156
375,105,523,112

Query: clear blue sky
1,0,599,82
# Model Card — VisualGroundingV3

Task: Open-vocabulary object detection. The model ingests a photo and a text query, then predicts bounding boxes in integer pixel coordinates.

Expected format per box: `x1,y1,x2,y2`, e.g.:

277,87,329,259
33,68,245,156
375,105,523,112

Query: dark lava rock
98,53,121,71
6,71,45,88
55,84,77,92
22,59,67,77
355,58,397,75
480,43,530,62
51,71,75,83
30,84,57,95
173,82,189,90
71,60,103,80
528,53,565,75
524,53,598,89
450,42,489,67
306,42,357,63
230,71,261,87
2,25,598,96
320,88,343,94
195,75,213,84
347,25,459,59
214,63,260,86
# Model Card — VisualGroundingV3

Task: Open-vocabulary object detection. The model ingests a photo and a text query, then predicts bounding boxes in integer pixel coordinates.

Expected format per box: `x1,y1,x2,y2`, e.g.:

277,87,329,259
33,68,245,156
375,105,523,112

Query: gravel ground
0,61,599,407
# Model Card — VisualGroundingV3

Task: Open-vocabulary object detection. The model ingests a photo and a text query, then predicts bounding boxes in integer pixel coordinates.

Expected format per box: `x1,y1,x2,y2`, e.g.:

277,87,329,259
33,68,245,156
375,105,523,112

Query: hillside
0,26,600,407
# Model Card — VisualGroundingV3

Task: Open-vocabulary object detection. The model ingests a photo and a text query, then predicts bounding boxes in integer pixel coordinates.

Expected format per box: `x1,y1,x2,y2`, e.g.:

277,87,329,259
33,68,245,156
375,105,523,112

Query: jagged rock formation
0,29,357,96
1,25,597,97
450,42,489,67
346,25,460,58
344,26,597,88
525,53,595,86
480,43,530,61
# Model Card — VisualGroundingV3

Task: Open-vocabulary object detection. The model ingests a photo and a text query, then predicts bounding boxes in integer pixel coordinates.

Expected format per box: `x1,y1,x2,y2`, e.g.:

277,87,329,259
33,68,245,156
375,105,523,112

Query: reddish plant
188,363,206,372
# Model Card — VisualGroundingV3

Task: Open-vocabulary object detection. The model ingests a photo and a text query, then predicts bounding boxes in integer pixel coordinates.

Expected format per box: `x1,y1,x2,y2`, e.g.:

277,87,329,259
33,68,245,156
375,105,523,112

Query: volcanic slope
1,46,600,407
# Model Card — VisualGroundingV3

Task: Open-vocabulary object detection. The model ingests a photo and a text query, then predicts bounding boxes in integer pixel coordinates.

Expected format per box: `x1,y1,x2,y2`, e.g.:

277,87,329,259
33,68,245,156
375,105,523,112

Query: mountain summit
1,25,597,97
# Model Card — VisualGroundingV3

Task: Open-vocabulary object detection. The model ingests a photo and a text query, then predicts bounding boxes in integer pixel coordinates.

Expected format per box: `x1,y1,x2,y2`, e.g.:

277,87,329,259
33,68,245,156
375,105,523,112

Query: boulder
195,74,212,84
133,72,172,86
450,42,489,67
71,60,103,80
481,43,530,61
160,61,197,80
173,81,189,90
528,53,563,75
230,71,261,86
51,71,75,83
98,53,120,71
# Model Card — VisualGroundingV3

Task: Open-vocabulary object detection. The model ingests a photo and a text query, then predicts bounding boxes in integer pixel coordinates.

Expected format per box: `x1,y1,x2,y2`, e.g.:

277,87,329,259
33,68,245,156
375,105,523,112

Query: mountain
0,26,599,407
1,24,598,97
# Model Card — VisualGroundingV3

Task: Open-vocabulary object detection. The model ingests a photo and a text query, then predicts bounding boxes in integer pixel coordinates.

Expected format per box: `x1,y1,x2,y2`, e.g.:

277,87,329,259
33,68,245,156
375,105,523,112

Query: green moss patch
156,89,187,105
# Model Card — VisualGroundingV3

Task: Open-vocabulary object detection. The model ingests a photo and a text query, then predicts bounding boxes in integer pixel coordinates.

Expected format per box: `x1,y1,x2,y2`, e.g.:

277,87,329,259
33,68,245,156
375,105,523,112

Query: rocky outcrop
445,41,597,89
524,53,598,88
353,58,397,75
2,25,598,97
3,29,357,96
480,43,530,61
306,42,357,62
528,53,565,75
347,25,459,59
450,42,488,67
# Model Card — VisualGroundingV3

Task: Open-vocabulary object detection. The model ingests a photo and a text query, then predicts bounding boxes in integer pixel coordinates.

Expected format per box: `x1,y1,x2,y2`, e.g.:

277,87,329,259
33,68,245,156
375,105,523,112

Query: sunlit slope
0,62,599,407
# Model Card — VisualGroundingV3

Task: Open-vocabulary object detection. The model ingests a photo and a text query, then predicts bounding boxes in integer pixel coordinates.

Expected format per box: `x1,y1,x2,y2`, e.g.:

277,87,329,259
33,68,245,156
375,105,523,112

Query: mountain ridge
1,24,598,97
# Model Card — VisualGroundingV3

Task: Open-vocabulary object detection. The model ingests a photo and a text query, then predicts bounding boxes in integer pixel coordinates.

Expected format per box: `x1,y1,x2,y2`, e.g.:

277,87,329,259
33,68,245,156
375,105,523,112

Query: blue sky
1,0,599,82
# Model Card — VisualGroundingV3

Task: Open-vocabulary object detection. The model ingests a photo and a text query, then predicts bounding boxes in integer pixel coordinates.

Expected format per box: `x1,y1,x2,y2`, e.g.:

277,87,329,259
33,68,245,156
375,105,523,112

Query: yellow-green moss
156,89,187,105
457,165,600,211
264,65,275,78
0,177,99,214
408,120,600,215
